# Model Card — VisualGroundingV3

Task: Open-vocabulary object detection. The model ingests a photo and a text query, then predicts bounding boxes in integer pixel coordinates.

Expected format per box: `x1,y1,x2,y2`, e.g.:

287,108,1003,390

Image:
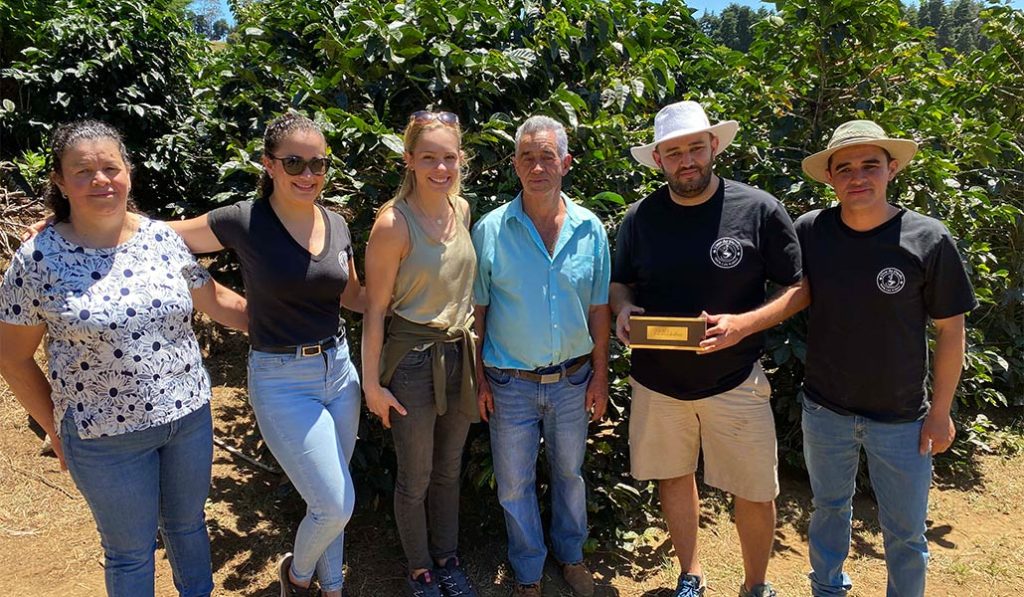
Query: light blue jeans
247,338,360,593
61,403,214,597
801,396,932,597
486,359,592,585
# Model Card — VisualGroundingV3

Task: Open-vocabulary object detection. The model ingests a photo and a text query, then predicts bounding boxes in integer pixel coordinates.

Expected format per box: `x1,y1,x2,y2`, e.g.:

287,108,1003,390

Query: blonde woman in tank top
362,111,480,597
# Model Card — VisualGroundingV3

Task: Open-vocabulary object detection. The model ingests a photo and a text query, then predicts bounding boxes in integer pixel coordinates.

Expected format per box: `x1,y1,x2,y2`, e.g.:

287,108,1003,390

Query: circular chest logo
876,267,906,294
339,250,348,269
710,237,743,269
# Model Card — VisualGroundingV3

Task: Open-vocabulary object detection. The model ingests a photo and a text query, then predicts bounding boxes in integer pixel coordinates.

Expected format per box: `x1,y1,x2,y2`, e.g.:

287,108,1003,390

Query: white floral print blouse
0,218,212,439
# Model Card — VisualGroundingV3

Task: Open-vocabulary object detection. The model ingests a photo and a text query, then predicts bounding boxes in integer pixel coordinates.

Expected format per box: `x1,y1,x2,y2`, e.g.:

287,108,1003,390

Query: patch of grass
942,560,972,586
979,556,1015,580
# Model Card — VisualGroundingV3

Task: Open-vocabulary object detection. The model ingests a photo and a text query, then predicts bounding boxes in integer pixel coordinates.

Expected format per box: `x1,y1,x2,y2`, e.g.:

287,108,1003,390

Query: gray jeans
388,342,472,571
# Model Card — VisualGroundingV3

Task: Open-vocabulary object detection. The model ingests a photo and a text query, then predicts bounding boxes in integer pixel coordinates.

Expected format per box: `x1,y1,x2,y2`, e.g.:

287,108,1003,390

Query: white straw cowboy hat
630,101,739,169
802,120,918,183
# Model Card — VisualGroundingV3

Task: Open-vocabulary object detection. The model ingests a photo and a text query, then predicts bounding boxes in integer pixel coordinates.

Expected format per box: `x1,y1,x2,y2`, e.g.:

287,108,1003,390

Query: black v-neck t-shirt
208,199,353,349
612,179,802,399
795,207,976,422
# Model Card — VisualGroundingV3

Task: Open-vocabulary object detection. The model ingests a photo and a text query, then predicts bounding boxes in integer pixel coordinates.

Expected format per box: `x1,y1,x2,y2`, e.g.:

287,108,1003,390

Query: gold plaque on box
629,315,706,351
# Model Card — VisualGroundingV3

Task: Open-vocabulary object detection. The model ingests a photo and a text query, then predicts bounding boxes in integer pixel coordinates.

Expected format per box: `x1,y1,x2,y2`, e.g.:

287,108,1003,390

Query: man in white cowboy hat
796,120,975,597
610,100,806,597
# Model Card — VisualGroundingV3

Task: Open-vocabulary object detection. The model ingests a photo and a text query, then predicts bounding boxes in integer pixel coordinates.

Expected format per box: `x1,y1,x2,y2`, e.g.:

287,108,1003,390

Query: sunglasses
268,154,330,176
409,111,459,126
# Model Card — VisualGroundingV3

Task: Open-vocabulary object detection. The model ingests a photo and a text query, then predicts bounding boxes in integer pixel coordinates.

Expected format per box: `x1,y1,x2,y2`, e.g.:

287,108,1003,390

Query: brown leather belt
498,354,590,384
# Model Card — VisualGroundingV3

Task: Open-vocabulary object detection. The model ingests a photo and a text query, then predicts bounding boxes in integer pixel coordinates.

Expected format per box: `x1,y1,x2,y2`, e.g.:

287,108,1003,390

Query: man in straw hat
610,100,806,597
796,120,975,596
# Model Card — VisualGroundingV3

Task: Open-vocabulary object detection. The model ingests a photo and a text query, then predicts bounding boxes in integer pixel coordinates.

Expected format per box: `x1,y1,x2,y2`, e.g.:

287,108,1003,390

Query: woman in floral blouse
0,120,246,597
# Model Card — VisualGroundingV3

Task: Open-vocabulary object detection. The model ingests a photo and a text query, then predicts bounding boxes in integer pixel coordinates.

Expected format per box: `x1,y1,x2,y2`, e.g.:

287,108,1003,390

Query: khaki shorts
628,364,779,502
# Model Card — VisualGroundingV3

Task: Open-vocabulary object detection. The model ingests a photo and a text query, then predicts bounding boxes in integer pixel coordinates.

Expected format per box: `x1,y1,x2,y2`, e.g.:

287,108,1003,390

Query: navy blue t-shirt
612,179,802,399
795,207,977,422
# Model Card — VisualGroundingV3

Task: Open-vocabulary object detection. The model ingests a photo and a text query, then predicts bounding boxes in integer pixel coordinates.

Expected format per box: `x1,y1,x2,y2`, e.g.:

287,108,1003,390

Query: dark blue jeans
61,403,214,597
486,359,592,585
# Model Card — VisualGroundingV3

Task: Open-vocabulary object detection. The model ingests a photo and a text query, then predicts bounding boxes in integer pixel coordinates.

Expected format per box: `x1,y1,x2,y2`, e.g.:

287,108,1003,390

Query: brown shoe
278,553,320,597
561,562,595,596
512,583,542,597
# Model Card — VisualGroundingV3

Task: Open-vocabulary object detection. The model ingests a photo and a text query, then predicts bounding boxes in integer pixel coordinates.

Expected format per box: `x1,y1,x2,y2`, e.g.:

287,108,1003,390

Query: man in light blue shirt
472,115,611,597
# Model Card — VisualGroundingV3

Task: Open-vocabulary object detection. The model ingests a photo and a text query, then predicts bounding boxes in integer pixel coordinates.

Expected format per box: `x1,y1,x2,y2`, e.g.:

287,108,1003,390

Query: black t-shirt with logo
612,179,802,400
795,207,977,422
207,199,353,349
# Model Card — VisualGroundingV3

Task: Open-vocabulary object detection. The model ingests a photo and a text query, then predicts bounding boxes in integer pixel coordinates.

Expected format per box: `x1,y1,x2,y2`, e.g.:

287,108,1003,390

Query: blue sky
199,0,1024,25
688,0,1024,13
200,1,774,21
688,0,774,13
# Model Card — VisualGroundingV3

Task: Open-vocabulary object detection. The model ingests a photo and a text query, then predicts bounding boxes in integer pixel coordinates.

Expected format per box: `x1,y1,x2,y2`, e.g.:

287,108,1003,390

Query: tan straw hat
802,120,918,183
630,101,738,169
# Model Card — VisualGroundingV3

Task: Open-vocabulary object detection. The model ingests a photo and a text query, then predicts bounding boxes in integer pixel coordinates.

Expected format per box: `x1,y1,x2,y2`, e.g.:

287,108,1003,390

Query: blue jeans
486,359,592,585
801,396,932,597
248,338,361,593
61,403,214,597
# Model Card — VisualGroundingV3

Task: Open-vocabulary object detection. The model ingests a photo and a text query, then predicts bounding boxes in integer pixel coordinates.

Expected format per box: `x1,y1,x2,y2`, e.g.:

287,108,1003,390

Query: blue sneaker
674,573,706,597
407,570,442,597
436,557,478,596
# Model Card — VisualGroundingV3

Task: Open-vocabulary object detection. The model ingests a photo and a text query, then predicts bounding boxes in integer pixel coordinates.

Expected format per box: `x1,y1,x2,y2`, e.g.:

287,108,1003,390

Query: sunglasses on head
409,111,459,126
268,154,330,176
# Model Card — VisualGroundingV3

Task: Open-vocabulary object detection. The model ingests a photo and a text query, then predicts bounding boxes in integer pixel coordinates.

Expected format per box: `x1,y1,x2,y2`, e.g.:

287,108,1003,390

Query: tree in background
0,0,219,214
187,0,233,40
904,0,994,51
699,1,999,54
212,18,232,39
698,3,770,52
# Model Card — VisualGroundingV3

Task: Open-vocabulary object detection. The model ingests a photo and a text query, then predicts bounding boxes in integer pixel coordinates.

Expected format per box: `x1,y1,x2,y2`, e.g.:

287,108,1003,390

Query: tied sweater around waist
379,315,479,422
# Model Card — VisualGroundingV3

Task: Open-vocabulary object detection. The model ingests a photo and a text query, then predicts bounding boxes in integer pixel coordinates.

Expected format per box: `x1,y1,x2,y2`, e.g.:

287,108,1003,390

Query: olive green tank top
387,197,476,329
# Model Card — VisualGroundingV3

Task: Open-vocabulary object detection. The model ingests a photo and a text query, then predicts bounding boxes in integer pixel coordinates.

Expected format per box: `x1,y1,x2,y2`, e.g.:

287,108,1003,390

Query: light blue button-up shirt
472,193,610,370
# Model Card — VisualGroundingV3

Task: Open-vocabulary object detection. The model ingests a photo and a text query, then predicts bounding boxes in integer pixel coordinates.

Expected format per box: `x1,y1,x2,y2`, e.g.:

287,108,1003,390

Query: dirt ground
2,347,1023,597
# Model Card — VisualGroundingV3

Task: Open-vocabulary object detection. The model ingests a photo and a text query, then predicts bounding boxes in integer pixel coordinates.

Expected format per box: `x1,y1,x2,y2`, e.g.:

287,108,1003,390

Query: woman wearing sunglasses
362,110,479,597
169,113,364,597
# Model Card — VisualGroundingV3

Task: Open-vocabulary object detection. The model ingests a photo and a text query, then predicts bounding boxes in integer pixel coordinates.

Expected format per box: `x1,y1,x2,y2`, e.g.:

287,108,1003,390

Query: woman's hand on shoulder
21,216,53,241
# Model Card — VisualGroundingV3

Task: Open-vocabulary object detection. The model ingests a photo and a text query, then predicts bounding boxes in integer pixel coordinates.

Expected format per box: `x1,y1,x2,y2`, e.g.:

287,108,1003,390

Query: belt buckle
539,372,561,384
300,345,322,357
